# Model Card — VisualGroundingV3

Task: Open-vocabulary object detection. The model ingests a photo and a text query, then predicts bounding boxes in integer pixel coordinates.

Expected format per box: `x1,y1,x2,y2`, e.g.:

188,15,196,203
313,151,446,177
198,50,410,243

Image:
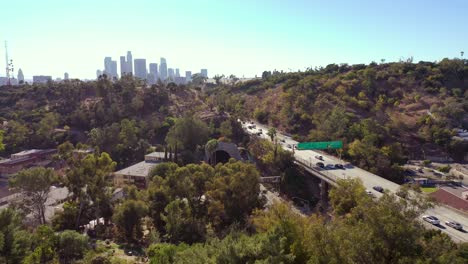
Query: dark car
335,164,344,169
316,162,325,168
373,186,384,193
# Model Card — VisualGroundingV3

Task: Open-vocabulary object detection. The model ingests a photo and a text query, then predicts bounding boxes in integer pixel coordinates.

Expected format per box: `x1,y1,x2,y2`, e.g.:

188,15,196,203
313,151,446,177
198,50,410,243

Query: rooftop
145,152,167,159
114,161,158,178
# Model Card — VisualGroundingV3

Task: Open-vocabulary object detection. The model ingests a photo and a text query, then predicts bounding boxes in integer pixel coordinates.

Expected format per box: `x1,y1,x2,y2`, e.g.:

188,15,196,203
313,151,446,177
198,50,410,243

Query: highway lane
242,121,468,242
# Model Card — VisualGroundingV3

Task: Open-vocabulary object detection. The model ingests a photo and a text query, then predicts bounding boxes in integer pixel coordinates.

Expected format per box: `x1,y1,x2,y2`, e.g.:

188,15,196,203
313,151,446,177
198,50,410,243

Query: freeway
242,121,468,242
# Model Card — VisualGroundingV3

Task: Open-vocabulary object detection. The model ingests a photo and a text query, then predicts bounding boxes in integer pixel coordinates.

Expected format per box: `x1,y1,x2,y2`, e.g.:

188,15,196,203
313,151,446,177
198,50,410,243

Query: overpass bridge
241,121,468,243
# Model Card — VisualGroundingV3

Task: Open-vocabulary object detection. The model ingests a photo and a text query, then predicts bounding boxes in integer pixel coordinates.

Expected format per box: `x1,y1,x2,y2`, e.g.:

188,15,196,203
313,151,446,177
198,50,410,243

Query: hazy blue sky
2,0,467,79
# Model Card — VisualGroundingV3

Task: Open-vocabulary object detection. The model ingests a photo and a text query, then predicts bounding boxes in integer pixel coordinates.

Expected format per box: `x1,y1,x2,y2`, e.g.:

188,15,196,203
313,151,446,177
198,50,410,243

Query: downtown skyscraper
159,57,168,81
134,59,147,80
127,51,133,75
149,63,158,84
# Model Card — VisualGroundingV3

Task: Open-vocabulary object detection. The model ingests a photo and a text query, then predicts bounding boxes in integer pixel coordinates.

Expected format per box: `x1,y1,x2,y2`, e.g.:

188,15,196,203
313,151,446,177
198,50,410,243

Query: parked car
325,164,335,169
335,164,344,169
372,186,384,193
445,220,463,230
258,128,262,132
280,139,286,143
315,155,323,160
365,190,374,197
423,215,440,225
287,144,292,149
316,162,325,168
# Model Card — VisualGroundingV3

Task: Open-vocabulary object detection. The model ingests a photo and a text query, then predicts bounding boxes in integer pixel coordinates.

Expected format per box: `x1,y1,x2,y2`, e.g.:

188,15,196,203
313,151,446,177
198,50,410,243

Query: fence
294,156,339,183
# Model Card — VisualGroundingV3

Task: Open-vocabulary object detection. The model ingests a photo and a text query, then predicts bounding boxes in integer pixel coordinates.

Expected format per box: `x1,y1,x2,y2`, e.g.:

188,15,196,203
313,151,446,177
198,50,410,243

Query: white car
422,215,440,225
445,220,463,230
365,190,374,197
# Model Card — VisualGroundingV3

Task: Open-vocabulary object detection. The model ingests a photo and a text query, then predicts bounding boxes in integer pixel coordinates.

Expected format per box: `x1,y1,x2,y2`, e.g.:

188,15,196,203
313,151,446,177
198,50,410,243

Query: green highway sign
297,141,343,150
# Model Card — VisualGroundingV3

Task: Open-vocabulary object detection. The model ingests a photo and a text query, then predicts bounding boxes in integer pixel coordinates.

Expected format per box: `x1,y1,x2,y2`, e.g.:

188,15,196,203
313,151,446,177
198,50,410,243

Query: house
0,149,57,176
113,152,172,189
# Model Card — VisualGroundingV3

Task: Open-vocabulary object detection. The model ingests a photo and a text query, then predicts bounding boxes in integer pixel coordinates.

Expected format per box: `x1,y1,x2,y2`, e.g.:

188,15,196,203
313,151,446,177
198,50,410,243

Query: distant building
33,75,52,84
149,63,158,84
134,59,147,80
127,51,133,75
201,69,208,78
64,72,69,80
120,56,128,76
168,68,175,81
175,68,180,78
0,149,57,176
17,69,24,83
110,60,118,79
185,71,192,83
159,57,168,81
96,70,102,79
113,152,173,189
104,57,112,77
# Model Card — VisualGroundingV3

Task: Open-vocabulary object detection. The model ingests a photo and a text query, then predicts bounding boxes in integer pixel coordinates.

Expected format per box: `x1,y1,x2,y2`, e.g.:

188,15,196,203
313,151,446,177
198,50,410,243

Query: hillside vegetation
211,59,468,182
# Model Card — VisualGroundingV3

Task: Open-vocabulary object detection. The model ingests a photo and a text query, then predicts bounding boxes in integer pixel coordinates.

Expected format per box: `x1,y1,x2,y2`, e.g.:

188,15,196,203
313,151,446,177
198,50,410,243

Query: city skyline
99,51,206,84
2,0,468,79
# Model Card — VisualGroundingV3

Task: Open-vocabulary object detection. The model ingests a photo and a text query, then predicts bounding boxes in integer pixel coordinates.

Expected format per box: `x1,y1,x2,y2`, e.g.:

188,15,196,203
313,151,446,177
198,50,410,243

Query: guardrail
294,156,339,184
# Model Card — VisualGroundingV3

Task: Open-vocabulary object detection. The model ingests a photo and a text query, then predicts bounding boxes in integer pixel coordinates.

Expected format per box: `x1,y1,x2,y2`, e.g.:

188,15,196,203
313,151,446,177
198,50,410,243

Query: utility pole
4,41,14,86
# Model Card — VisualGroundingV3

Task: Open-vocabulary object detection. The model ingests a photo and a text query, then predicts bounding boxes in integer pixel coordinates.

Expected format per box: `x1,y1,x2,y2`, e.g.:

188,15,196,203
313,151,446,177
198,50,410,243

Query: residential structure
0,149,57,176
113,152,171,189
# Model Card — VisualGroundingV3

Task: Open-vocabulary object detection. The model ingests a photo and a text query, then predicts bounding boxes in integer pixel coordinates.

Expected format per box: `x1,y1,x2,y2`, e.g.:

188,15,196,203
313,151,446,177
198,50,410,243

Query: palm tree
267,128,278,160
267,128,277,142
206,139,218,166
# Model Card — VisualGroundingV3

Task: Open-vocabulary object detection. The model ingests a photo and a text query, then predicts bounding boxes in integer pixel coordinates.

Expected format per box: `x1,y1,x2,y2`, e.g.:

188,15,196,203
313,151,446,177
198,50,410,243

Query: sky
1,0,467,79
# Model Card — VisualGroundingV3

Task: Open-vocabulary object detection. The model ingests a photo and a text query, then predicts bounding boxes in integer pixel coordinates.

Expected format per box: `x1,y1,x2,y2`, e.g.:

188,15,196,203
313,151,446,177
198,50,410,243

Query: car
315,155,323,160
334,164,344,169
325,164,335,169
250,121,254,124
287,144,292,149
256,132,262,136
445,220,463,230
423,215,440,225
373,186,384,193
280,139,286,143
316,162,325,168
365,190,374,197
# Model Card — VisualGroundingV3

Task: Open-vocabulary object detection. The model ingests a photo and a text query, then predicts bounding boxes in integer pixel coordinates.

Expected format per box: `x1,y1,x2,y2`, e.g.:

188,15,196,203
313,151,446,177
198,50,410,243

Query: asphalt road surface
242,121,468,242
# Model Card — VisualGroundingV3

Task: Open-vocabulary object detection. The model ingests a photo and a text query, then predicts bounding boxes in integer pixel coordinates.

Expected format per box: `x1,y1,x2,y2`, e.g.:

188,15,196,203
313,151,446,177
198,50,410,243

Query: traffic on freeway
241,120,468,242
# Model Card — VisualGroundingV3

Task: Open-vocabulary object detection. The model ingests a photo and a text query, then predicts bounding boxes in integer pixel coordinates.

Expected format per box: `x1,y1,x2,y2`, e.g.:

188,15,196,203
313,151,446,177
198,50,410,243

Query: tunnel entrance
210,150,231,164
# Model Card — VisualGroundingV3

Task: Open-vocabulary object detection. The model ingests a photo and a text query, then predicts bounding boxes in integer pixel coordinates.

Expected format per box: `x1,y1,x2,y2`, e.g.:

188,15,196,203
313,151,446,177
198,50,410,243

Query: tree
0,130,4,152
213,74,225,85
267,127,277,142
9,167,57,225
206,160,261,229
329,178,369,216
161,199,197,243
58,230,88,263
205,139,218,166
112,200,148,242
218,120,233,140
64,152,116,229
23,225,58,263
0,208,31,264
165,116,209,152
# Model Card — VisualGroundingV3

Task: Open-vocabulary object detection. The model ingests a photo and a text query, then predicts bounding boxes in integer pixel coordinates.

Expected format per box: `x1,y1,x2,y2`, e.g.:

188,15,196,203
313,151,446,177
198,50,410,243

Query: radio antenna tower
5,41,14,86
